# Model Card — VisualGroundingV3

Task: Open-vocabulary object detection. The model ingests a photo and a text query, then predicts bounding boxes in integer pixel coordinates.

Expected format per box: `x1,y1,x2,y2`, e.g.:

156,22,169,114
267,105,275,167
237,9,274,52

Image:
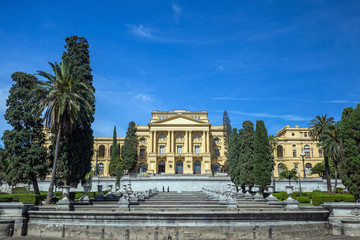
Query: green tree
309,115,335,192
238,121,255,186
0,145,9,182
253,120,273,191
109,126,121,176
1,72,49,197
339,106,360,199
50,36,95,187
268,135,278,155
311,161,335,179
227,128,239,183
223,110,231,141
279,165,298,186
122,122,138,171
320,122,343,191
35,60,95,204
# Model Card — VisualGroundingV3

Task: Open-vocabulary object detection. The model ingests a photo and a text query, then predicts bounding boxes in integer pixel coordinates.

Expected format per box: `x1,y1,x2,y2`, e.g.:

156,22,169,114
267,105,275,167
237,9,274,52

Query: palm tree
320,122,344,192
278,165,298,186
34,60,94,204
309,115,335,192
268,135,278,155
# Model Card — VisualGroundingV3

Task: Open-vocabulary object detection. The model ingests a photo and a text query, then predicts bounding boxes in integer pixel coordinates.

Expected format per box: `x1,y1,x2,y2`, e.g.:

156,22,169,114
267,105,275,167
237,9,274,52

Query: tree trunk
32,176,42,205
46,126,61,204
324,156,332,193
334,162,338,193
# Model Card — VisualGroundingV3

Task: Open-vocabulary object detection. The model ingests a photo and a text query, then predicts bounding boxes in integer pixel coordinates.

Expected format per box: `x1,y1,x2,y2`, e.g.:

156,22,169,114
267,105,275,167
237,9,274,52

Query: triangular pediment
151,116,208,125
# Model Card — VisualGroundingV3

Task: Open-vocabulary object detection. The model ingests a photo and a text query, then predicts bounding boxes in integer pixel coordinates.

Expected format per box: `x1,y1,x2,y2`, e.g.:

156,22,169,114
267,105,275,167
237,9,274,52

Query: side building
273,125,324,178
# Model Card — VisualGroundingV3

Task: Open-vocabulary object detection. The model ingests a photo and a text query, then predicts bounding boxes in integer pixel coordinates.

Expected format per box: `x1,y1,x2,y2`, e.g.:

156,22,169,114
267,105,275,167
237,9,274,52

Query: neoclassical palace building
90,110,227,176
44,110,324,178
272,125,324,178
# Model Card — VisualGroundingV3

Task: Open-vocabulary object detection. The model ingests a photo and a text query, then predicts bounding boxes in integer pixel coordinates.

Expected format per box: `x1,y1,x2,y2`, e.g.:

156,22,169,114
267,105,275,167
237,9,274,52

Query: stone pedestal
56,186,74,211
119,195,129,208
284,186,299,209
79,185,92,204
244,185,253,200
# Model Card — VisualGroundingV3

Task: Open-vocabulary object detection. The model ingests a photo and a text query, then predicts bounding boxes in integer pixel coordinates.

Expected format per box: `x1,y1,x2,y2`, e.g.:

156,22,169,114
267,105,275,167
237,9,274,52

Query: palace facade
91,110,227,176
272,125,323,178
44,111,324,178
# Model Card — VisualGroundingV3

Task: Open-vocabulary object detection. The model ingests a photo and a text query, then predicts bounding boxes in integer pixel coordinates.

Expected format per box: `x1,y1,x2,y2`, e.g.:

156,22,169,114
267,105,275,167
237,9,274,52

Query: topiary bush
19,194,40,205
273,192,288,201
0,194,14,202
296,196,311,203
312,193,355,206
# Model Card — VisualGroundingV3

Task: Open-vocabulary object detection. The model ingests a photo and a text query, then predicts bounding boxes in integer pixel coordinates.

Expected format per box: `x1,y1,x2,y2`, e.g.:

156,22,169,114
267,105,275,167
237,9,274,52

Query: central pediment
150,115,210,126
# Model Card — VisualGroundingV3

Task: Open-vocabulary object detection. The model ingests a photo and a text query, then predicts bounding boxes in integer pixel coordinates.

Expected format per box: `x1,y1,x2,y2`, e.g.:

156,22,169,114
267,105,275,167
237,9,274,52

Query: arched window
158,160,165,174
277,145,283,158
213,163,220,174
278,163,284,174
176,161,183,174
176,135,183,140
194,160,201,174
304,145,310,158
159,135,166,140
140,138,146,143
194,135,200,140
99,145,105,158
97,163,104,175
305,163,312,175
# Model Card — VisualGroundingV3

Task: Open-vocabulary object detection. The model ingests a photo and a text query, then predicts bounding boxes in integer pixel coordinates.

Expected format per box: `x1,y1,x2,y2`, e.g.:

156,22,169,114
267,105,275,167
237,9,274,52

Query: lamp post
95,150,99,176
301,153,306,179
298,173,302,196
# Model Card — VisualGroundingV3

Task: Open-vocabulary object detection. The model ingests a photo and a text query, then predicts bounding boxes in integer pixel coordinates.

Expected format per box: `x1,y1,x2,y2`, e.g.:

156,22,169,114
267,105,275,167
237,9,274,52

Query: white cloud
229,110,308,121
172,3,182,22
126,24,157,40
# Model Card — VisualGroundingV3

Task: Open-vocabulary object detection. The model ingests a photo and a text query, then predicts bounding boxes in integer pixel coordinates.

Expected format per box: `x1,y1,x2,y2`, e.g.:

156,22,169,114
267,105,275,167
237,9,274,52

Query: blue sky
1,1,360,142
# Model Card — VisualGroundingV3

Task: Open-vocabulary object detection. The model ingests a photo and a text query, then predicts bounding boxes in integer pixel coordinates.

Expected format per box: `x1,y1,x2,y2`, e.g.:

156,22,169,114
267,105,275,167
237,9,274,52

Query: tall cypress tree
109,126,121,176
123,122,139,171
339,106,360,199
227,128,239,182
223,110,232,141
233,128,244,187
253,120,273,191
1,72,49,195
238,121,255,186
50,36,94,186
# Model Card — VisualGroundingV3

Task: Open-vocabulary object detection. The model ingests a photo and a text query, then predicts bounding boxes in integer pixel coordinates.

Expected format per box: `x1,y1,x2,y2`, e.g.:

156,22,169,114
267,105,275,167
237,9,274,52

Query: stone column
171,130,174,153
167,131,171,153
207,130,210,153
149,130,153,153
202,131,206,153
189,131,193,153
153,131,157,153
185,131,188,153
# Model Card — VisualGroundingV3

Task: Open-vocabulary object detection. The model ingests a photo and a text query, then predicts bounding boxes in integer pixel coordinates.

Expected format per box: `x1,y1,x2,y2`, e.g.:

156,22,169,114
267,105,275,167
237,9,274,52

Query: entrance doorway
176,161,183,174
194,160,201,174
158,160,165,174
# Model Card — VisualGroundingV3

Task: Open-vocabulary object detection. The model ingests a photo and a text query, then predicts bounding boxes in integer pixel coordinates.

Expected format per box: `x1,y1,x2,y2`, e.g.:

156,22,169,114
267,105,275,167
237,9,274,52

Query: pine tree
227,128,238,182
253,120,273,191
1,72,49,196
233,128,244,187
50,36,95,186
109,126,121,176
238,121,255,186
122,122,139,171
339,106,360,199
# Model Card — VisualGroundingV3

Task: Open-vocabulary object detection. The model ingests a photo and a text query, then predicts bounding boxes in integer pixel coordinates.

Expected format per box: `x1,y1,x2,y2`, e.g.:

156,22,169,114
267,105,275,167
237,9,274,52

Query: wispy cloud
322,100,359,104
133,93,157,112
126,24,180,43
229,110,308,121
172,3,182,23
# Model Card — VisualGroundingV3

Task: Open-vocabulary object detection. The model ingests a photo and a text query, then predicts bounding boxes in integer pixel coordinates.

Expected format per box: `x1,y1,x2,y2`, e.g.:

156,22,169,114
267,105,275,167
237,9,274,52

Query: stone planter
79,185,91,203
244,185,253,200
56,186,74,211
266,185,278,204
285,186,294,196
284,186,299,209
97,184,103,192
253,185,264,202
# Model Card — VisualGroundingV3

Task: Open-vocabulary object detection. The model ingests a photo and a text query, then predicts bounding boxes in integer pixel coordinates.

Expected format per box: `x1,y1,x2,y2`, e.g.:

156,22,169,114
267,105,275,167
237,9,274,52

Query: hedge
0,193,40,205
273,192,288,201
296,196,311,203
12,187,29,194
312,193,355,206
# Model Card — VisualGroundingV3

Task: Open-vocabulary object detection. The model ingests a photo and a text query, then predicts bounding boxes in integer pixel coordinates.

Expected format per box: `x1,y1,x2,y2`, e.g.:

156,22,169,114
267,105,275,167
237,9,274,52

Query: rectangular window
140,149,145,157
319,150,323,157
304,132,308,137
177,145,182,154
215,149,220,157
160,145,165,153
300,132,303,137
195,145,200,153
293,150,297,157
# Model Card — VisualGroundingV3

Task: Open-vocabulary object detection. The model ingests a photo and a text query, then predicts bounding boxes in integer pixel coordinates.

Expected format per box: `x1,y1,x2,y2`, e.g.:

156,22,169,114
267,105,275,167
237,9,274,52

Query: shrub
12,187,28,194
52,197,59,204
19,194,40,205
0,194,14,202
312,193,355,206
336,187,344,193
75,193,84,200
273,192,288,201
291,192,301,199
342,194,355,202
303,192,313,199
296,196,311,203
